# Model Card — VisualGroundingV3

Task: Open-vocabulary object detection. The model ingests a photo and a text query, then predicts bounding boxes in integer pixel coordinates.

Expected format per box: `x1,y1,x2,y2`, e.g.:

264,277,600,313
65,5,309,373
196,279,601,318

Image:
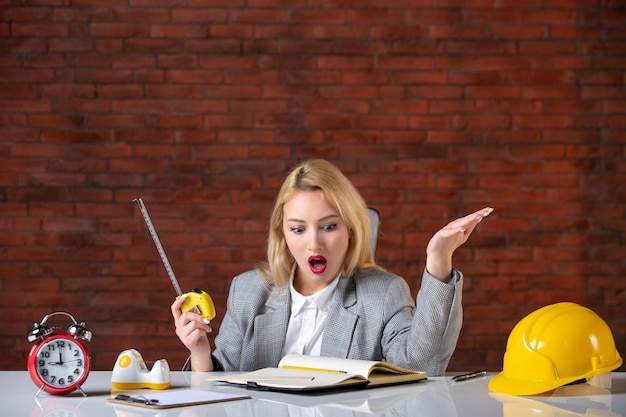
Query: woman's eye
290,226,305,234
321,223,337,231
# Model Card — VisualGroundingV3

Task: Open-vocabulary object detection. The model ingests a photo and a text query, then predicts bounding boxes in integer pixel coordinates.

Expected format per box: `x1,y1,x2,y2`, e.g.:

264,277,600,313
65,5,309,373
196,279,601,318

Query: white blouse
281,268,340,357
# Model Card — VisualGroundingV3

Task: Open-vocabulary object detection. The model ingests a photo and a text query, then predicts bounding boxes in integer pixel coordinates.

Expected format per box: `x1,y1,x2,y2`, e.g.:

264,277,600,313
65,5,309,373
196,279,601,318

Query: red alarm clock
27,312,92,396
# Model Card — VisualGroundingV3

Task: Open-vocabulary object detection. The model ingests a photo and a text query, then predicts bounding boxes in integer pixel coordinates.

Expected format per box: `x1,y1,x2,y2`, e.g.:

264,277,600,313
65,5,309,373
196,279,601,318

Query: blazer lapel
321,277,358,359
254,289,290,368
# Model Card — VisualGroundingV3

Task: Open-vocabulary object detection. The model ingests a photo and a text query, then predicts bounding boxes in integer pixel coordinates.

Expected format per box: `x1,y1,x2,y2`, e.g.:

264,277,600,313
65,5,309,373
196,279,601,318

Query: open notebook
213,354,427,392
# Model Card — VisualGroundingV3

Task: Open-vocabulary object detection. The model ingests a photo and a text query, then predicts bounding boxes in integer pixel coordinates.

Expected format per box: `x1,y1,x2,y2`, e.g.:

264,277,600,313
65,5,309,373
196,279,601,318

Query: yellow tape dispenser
111,349,170,390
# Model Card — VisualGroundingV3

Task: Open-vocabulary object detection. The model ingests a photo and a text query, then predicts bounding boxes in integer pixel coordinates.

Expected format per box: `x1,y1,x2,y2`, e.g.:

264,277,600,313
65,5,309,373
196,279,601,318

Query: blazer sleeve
211,273,247,371
383,268,463,376
211,269,287,371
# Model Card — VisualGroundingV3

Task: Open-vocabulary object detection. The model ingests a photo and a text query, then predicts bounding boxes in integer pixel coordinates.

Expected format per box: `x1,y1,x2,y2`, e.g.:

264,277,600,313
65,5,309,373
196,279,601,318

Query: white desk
2,371,625,417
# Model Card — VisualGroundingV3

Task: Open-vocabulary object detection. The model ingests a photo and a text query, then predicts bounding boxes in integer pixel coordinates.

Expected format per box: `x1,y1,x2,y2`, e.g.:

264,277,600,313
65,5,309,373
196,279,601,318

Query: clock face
28,334,90,394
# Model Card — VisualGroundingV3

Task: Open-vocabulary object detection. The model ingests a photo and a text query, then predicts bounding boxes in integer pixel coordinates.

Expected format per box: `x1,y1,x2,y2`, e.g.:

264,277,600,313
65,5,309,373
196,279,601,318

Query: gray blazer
212,267,463,376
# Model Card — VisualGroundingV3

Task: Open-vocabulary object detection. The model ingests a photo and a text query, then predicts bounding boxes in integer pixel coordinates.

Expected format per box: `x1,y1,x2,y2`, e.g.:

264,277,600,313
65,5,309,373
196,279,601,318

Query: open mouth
308,255,327,274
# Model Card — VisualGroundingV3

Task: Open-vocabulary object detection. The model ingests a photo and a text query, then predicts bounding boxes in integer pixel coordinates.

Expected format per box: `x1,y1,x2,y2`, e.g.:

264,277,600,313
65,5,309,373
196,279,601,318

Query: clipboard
106,389,251,409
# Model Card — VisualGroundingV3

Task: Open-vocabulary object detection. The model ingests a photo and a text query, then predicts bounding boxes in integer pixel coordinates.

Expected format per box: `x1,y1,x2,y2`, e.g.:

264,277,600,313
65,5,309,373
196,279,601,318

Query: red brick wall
1,1,624,373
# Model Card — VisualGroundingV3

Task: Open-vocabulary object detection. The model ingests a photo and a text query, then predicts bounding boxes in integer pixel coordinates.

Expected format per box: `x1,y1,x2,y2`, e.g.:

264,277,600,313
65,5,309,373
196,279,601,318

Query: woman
172,159,493,376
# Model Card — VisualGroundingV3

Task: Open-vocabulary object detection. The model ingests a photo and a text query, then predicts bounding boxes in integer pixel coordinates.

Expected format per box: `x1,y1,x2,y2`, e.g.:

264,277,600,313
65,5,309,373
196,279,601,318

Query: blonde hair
257,159,382,287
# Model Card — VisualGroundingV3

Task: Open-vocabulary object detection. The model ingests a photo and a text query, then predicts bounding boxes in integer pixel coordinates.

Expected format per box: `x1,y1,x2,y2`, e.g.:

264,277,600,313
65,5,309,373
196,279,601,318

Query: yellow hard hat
489,302,623,396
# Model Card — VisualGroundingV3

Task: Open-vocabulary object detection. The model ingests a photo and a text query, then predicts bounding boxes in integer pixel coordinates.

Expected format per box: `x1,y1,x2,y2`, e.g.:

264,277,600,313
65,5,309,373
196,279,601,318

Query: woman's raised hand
426,207,494,282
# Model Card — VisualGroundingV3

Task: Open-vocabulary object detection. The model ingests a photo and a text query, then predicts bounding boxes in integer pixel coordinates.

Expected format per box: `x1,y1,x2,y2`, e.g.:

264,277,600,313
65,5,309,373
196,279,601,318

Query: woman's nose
308,230,322,251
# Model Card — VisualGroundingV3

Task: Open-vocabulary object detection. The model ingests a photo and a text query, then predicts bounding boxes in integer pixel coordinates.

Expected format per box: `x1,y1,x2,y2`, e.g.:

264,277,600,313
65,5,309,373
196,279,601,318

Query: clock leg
76,384,87,397
35,385,45,398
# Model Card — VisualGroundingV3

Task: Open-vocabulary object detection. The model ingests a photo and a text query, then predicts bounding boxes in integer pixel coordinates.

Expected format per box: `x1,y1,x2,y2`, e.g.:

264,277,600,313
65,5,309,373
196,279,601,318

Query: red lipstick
308,255,327,274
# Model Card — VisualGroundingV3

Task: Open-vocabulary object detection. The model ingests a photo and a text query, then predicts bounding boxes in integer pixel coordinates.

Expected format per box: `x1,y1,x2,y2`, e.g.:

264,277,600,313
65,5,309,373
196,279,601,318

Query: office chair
367,207,380,256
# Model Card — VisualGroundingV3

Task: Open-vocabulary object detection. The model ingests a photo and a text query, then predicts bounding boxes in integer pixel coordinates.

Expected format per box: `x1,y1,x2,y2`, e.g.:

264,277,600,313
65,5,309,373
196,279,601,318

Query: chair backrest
367,208,380,256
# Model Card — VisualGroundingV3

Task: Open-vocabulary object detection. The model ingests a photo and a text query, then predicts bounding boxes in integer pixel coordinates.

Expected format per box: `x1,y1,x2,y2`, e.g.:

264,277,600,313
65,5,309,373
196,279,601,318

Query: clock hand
47,351,68,365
